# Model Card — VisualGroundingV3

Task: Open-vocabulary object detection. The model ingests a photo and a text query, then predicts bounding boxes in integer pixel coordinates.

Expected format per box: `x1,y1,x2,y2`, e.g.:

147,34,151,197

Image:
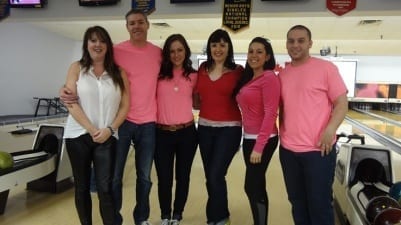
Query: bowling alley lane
370,109,401,122
347,110,401,141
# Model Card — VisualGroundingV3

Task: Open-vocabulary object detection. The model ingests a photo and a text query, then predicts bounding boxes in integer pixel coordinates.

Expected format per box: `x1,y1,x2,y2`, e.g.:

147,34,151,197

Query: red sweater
196,63,243,122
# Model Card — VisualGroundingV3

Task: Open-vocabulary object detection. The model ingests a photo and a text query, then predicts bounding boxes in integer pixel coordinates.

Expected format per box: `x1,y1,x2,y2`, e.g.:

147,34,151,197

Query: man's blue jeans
112,120,156,225
198,125,242,224
279,145,337,225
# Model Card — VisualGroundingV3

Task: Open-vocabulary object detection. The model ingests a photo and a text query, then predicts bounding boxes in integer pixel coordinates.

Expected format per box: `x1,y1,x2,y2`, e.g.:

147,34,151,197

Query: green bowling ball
390,182,401,203
0,151,14,169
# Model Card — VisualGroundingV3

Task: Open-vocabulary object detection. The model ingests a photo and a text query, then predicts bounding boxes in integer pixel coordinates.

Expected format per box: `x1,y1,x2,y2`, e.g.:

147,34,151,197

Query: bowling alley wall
1,0,401,116
1,21,401,116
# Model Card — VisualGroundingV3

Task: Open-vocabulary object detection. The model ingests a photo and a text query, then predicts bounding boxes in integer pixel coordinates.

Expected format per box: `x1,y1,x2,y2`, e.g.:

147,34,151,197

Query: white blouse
64,66,121,139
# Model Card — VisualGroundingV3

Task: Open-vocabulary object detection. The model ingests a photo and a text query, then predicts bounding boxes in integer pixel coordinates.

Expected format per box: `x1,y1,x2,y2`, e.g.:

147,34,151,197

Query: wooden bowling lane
370,109,401,121
347,110,401,141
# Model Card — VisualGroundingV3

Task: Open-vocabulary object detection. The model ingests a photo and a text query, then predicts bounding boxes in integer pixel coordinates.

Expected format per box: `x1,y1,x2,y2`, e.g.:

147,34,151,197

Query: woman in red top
194,29,243,225
234,37,280,225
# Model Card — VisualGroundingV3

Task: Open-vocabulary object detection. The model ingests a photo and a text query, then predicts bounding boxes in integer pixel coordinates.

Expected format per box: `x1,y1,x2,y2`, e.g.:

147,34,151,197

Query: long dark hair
233,37,276,96
204,29,236,70
159,34,196,80
79,26,124,92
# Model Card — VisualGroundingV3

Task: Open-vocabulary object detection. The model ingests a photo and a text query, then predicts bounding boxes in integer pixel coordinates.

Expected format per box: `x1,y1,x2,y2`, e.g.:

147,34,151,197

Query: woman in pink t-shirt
234,37,280,225
154,34,198,225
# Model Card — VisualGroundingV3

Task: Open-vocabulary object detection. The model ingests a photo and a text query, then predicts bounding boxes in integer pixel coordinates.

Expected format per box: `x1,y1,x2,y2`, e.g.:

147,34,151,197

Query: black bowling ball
374,208,401,225
366,196,401,224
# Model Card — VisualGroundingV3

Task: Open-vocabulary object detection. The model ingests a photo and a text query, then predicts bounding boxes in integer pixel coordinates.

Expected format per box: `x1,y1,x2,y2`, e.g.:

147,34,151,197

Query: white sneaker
140,221,152,225
160,219,170,225
170,219,180,225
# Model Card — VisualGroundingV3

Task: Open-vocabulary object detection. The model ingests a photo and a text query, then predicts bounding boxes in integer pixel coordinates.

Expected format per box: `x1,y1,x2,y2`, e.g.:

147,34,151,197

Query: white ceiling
29,14,401,56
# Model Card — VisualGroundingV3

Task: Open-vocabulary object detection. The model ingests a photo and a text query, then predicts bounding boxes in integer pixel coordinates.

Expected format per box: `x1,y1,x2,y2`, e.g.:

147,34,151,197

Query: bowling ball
374,208,401,225
390,182,401,203
366,196,401,223
0,151,14,169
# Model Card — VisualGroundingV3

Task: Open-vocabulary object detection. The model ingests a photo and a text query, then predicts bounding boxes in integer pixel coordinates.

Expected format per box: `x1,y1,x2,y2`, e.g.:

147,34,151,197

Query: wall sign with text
327,0,356,16
132,0,155,14
222,0,251,32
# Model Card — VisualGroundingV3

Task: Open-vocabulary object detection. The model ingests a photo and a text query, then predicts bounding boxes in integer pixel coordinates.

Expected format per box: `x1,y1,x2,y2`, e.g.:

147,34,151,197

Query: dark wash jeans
154,124,198,221
65,134,116,225
242,136,279,225
198,125,242,224
279,145,337,225
112,120,156,225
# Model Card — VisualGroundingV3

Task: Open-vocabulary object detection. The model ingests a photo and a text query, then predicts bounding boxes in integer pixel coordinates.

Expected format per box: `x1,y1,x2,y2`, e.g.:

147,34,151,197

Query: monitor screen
9,0,45,8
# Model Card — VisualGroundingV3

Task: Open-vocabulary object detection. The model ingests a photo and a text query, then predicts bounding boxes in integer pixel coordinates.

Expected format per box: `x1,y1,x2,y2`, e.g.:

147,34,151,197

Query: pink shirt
114,41,162,124
196,63,243,122
236,70,280,153
157,70,197,125
279,57,347,152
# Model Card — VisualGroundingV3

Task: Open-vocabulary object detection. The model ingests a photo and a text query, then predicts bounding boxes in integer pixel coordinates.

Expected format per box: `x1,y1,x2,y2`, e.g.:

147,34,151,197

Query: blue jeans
112,120,156,225
279,145,337,225
198,125,242,224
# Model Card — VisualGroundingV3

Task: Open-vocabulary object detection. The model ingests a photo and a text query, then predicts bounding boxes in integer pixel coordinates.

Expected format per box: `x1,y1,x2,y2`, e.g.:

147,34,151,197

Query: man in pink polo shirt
112,9,162,225
279,25,348,225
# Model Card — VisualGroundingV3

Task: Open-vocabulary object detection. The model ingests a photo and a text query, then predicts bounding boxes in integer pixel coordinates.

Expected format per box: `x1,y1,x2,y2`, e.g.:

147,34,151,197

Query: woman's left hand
92,128,112,143
250,151,262,164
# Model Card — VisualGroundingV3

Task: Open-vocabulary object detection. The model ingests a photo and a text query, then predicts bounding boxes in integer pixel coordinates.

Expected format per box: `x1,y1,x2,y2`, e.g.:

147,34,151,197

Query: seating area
33,97,67,117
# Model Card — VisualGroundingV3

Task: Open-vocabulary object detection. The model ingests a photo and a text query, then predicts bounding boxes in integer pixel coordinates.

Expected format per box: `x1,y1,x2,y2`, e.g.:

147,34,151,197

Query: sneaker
140,221,152,225
215,218,230,225
170,219,180,225
160,219,170,225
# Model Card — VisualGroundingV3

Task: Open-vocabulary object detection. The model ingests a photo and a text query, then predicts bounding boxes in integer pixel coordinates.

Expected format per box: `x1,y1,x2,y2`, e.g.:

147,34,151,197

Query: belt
156,120,194,132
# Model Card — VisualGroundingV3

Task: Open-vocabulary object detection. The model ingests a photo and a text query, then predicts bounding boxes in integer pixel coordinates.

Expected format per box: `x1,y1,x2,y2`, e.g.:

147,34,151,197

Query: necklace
173,77,179,92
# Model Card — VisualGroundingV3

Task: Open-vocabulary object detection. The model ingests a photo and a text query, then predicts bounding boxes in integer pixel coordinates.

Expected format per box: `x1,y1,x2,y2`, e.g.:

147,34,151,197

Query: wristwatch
107,126,116,135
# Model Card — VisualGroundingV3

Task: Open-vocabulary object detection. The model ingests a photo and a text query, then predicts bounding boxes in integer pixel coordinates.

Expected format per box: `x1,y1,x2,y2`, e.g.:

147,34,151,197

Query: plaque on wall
78,0,119,6
222,0,251,32
171,0,214,3
327,0,356,16
132,0,155,14
1,0,10,21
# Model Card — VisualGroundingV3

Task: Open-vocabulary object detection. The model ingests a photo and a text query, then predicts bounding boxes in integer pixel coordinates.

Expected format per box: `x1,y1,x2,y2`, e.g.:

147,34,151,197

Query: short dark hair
287,25,312,40
125,9,148,23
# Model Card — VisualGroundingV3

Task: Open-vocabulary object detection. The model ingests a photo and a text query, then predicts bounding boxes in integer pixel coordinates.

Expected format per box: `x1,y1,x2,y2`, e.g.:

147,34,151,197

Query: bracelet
107,126,115,135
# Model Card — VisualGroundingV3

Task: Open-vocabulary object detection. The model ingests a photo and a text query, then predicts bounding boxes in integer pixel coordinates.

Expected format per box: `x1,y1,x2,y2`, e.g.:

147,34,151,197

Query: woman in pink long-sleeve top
234,37,280,225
